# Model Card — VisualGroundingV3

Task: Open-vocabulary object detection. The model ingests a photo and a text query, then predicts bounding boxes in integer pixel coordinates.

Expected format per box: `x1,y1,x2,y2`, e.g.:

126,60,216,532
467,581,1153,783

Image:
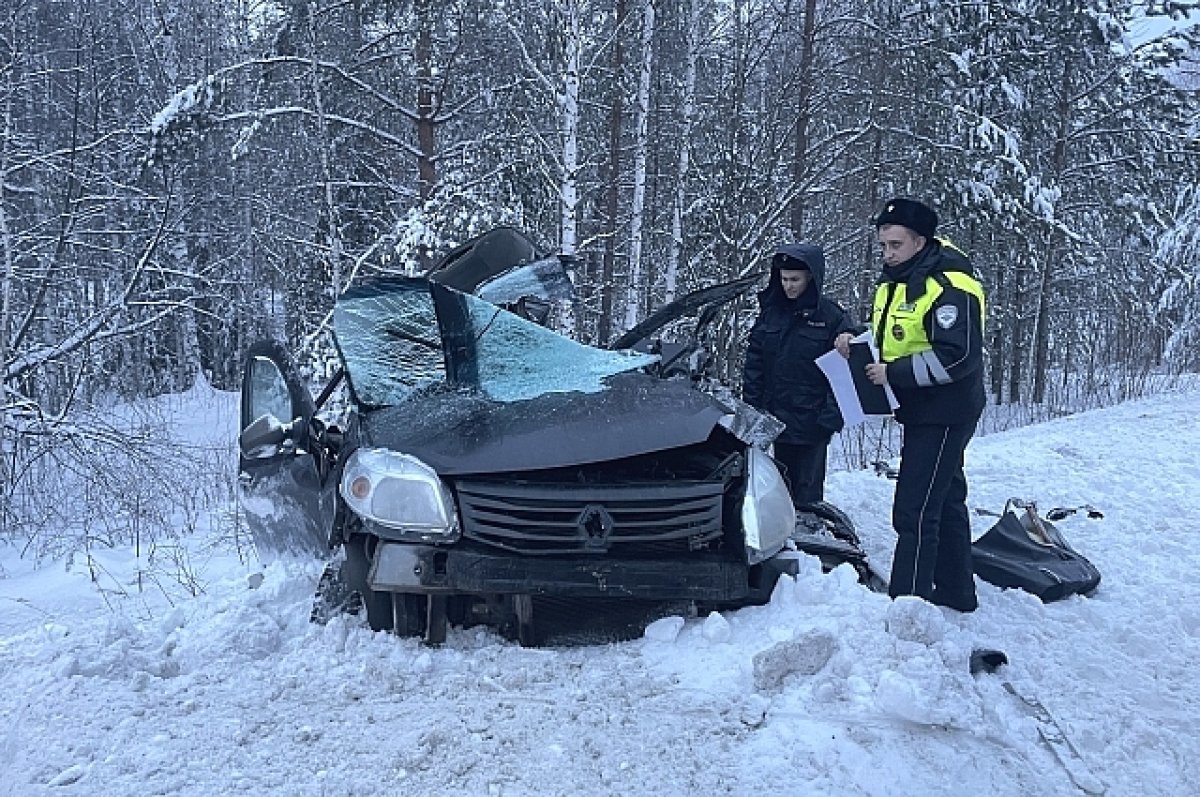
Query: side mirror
239,413,294,457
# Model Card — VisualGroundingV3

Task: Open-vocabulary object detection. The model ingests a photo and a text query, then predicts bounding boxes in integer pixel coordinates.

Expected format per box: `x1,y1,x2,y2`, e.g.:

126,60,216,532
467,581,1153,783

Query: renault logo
576,504,615,549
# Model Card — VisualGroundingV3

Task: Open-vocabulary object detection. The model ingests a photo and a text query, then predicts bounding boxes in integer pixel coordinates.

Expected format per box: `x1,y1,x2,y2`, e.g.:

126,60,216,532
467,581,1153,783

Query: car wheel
343,535,395,632
310,559,354,625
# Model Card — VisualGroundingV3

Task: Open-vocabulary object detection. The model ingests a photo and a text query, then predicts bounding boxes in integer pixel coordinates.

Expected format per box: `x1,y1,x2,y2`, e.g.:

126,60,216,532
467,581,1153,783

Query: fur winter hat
874,197,938,240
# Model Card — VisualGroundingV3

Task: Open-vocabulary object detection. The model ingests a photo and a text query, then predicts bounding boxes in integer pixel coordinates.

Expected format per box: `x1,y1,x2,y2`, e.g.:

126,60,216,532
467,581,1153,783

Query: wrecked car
237,228,868,644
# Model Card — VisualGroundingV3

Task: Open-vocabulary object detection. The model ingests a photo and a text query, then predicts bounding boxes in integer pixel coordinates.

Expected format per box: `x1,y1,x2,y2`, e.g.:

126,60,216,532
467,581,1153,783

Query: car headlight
340,448,459,540
741,447,795,563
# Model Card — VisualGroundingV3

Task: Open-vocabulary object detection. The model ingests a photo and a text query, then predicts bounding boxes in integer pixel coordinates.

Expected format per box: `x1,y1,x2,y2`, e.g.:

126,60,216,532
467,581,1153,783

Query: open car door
237,340,335,561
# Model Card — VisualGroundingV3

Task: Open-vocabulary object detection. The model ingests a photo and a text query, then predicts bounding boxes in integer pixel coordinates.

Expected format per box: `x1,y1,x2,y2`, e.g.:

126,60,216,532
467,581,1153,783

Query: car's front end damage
239,227,867,645
329,366,797,643
360,396,788,539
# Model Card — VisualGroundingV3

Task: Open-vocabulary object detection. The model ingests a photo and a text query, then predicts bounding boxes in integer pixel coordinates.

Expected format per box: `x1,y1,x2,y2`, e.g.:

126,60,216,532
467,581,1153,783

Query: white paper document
816,331,898,428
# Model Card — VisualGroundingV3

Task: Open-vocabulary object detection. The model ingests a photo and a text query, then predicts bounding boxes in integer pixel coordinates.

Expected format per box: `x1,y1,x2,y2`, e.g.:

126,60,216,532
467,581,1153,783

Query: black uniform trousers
888,421,978,612
774,440,829,507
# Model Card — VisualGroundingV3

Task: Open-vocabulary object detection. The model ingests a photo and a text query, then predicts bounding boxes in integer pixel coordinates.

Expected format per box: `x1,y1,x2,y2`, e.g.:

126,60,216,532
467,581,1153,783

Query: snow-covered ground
2,381,1198,797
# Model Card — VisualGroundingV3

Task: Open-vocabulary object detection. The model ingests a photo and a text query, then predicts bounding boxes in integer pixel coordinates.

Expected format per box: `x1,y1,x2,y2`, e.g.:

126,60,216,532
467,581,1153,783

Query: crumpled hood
357,372,729,476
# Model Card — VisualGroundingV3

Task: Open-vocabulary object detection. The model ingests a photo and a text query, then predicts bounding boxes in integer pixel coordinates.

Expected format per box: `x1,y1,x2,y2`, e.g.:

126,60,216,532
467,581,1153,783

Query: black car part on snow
972,500,1102,602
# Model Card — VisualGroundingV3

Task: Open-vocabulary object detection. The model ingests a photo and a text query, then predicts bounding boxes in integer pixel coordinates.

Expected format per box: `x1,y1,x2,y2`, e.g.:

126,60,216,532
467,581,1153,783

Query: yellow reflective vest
872,271,986,363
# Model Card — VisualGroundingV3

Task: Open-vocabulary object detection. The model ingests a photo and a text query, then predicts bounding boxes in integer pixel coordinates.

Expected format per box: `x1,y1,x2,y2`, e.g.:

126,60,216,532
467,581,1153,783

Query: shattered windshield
333,279,445,407
333,278,657,407
455,291,657,403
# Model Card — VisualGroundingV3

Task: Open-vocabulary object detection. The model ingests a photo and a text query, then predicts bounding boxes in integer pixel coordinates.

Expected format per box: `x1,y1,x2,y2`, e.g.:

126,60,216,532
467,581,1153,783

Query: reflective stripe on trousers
888,421,977,604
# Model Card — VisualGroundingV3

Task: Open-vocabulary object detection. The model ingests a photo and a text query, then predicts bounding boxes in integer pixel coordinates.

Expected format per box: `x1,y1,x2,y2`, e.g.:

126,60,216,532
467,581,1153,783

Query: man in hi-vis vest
836,197,986,612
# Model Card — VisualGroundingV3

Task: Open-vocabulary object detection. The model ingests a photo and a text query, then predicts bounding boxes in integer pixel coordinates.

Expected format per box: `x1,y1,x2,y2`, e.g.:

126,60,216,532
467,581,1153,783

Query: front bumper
368,542,756,601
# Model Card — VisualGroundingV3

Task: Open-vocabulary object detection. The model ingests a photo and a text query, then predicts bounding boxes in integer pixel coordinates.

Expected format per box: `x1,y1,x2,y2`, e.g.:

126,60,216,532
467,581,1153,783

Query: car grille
454,480,726,555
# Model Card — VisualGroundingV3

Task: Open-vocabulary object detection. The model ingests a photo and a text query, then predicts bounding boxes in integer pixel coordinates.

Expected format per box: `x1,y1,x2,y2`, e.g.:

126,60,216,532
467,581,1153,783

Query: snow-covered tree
1157,185,1200,369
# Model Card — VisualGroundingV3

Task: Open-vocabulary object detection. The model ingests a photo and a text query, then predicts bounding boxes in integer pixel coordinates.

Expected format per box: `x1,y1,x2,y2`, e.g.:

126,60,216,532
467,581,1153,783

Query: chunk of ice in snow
643,615,685,643
702,611,731,642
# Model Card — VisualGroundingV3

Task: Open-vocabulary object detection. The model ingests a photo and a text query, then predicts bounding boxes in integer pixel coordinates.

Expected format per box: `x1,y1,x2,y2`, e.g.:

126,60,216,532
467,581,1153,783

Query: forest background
3,0,1200,561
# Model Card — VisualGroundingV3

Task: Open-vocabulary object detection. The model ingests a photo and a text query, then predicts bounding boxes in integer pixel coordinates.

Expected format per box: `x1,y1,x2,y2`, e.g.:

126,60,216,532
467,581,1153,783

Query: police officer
744,242,857,507
835,198,986,612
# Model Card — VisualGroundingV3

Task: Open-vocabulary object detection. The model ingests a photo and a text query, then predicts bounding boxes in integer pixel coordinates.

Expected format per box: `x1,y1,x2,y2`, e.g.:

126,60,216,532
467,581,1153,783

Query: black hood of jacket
758,242,826,309
881,239,975,301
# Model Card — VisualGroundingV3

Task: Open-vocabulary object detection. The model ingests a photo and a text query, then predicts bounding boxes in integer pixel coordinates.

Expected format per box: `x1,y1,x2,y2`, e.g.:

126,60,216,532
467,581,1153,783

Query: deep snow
1,382,1198,796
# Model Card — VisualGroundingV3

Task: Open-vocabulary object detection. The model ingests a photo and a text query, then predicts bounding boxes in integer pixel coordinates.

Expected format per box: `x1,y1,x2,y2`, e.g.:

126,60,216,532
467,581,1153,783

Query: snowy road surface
1,384,1198,796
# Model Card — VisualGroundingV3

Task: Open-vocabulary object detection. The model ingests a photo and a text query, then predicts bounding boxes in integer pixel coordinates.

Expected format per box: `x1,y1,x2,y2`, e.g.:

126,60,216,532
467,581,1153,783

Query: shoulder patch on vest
935,305,958,329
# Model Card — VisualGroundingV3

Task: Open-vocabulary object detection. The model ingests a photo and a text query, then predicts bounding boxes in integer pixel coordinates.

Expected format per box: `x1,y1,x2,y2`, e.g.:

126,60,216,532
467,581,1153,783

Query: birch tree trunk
623,0,655,332
558,0,582,259
158,5,203,388
0,90,13,475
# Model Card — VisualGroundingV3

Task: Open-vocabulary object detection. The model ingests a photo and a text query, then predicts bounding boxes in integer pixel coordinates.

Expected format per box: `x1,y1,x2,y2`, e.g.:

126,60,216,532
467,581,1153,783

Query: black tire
342,535,394,632
310,559,354,625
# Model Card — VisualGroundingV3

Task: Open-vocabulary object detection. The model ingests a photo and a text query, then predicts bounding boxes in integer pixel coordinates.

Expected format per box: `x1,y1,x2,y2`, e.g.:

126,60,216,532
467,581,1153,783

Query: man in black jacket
845,197,987,612
743,243,857,506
